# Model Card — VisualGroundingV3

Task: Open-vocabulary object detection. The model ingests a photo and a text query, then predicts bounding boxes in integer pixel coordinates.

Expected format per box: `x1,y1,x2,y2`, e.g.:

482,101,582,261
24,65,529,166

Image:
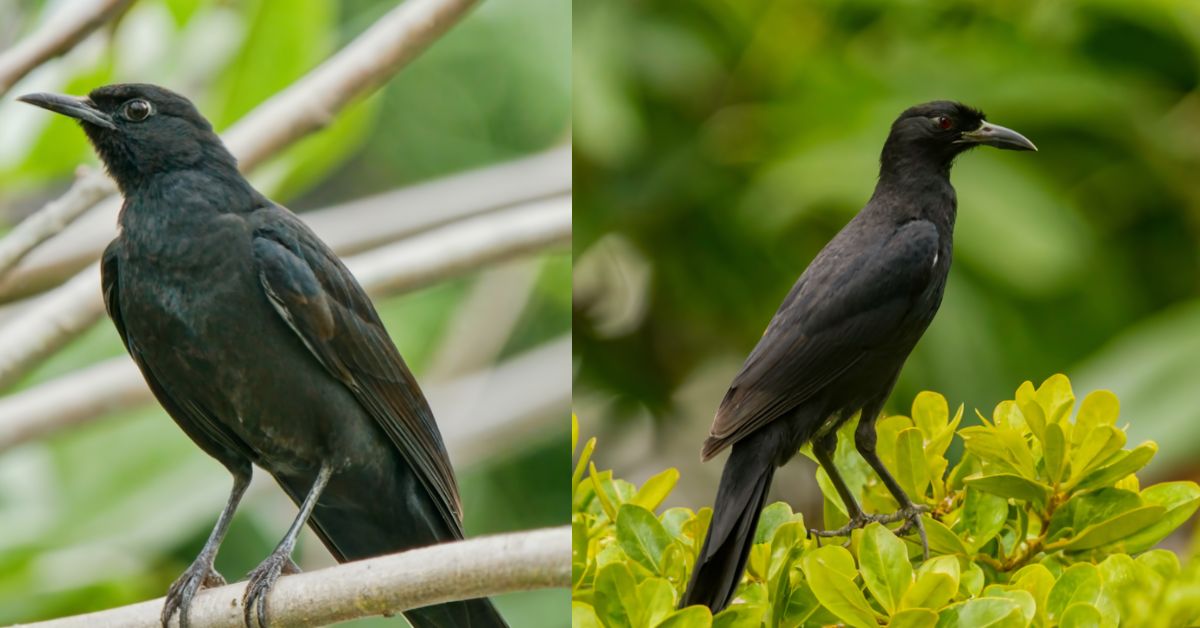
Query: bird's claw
242,549,294,628
808,504,931,559
162,554,225,628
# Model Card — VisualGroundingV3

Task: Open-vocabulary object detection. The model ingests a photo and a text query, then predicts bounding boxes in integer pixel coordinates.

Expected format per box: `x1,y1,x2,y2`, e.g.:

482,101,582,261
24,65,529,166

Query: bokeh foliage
573,376,1200,627
573,0,1200,475
0,0,569,624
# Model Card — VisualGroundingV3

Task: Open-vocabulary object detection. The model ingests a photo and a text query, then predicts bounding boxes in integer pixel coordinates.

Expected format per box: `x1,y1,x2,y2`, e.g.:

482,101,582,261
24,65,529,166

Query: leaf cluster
572,376,1200,627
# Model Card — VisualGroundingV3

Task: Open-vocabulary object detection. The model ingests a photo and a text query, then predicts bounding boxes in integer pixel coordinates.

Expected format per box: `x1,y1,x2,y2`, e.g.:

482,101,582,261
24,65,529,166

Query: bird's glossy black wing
101,241,252,465
249,210,464,537
703,219,941,459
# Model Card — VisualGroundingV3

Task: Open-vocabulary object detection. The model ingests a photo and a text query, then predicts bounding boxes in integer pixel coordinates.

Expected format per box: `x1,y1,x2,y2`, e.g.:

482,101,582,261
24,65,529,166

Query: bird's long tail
681,442,776,612
405,597,508,628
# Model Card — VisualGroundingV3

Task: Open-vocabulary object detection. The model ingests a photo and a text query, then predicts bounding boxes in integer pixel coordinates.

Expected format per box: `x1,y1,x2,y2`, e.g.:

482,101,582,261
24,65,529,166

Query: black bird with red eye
681,100,1036,613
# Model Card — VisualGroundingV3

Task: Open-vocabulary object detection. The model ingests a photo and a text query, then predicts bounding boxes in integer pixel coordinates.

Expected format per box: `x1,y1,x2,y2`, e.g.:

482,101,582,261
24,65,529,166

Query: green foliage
572,376,1200,627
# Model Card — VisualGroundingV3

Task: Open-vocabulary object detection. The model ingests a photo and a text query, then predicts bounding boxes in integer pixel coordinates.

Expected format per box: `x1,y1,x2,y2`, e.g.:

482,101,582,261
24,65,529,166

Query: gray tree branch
0,0,134,97
14,526,570,628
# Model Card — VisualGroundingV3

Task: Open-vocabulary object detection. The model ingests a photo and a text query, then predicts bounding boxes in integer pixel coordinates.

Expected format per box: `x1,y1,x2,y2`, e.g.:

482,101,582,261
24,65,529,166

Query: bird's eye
936,115,954,130
123,99,152,122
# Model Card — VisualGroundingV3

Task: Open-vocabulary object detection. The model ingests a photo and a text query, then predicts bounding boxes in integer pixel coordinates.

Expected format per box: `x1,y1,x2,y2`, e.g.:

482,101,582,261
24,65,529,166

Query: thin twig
0,0,481,288
13,526,570,628
0,0,134,97
0,167,109,283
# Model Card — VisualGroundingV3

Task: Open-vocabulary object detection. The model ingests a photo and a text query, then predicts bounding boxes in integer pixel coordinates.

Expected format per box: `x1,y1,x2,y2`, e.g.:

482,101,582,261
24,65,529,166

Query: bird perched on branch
19,84,508,628
681,101,1036,613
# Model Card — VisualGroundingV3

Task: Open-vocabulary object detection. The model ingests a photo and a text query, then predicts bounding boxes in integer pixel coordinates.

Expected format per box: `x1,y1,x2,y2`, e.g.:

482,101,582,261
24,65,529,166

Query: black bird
681,102,1036,612
19,84,508,628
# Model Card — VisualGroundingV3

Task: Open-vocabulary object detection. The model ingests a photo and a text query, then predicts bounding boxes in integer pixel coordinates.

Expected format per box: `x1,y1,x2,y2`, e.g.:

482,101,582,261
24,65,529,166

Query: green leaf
712,604,764,628
594,562,638,628
1014,381,1047,439
572,601,603,628
632,577,676,627
896,428,931,503
1073,390,1119,449
889,608,939,628
631,468,680,512
616,504,674,574
936,598,1025,628
1047,487,1142,541
960,487,1007,551
1068,425,1126,485
1116,481,1200,553
922,515,969,555
912,391,949,438
983,588,1037,624
1043,422,1066,484
656,606,713,628
965,473,1050,505
1046,563,1101,622
754,502,794,545
901,555,959,610
859,522,912,615
801,545,879,628
1058,602,1103,628
1074,442,1157,491
1011,563,1056,621
1138,549,1181,580
1035,373,1076,425
1062,505,1164,552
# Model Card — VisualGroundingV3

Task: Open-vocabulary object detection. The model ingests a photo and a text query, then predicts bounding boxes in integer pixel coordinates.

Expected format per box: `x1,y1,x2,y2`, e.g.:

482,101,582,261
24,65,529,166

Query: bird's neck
117,167,262,237
871,158,958,230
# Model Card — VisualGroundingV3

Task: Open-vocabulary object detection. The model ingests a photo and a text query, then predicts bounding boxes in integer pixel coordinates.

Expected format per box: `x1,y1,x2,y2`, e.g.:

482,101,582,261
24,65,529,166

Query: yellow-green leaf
631,468,680,512
860,522,912,615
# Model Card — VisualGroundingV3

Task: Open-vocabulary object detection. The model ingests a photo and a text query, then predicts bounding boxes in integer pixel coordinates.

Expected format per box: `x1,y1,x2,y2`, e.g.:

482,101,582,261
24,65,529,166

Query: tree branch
18,526,570,628
0,167,109,283
0,0,481,288
0,0,134,97
0,194,568,393
0,145,568,301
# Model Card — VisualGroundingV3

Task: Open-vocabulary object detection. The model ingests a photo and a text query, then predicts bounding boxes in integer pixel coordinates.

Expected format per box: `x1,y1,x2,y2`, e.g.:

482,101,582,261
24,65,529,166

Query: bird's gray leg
243,463,333,628
811,430,865,521
810,429,877,542
163,464,251,628
854,414,930,559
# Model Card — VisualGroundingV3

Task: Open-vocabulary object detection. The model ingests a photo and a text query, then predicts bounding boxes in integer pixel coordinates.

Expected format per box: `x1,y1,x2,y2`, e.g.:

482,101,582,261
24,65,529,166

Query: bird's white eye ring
123,99,153,122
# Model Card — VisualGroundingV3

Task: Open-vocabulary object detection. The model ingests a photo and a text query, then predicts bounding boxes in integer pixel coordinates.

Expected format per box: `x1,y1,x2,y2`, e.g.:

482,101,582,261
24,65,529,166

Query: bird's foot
808,504,931,557
809,511,885,540
242,546,296,628
161,553,226,628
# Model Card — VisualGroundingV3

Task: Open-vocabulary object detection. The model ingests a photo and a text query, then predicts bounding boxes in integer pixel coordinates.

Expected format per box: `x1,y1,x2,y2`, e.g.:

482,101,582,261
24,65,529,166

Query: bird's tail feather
406,597,509,628
681,443,775,612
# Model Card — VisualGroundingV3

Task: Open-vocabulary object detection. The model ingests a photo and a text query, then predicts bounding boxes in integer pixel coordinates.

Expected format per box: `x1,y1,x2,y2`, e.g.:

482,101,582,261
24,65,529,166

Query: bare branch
21,526,570,628
0,168,109,283
0,194,569,394
223,0,479,171
0,145,569,302
0,0,483,290
0,0,134,97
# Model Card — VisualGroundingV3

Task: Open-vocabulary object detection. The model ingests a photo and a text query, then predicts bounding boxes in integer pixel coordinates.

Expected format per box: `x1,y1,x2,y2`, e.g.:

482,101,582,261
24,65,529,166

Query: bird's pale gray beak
957,120,1037,151
17,92,116,130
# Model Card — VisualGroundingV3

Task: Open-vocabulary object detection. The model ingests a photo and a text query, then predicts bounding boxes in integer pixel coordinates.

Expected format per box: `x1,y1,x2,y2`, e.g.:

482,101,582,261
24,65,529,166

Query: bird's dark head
882,101,1036,176
18,83,236,192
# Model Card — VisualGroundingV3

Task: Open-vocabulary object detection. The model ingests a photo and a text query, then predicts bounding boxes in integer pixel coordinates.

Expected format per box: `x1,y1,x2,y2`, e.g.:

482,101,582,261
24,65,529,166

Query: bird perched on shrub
682,101,1037,612
19,84,508,628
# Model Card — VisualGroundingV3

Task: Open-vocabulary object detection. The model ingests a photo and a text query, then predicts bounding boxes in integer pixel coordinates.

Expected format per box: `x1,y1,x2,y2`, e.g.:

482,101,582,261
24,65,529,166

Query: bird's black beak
957,120,1037,152
17,92,116,130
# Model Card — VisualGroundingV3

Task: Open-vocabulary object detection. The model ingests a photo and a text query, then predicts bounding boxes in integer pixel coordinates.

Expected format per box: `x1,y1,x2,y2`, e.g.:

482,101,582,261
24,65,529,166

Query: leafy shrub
572,375,1200,627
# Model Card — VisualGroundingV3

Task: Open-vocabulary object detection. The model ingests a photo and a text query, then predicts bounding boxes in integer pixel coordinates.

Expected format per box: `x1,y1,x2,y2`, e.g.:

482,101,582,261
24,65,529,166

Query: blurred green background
0,0,569,625
573,0,1200,525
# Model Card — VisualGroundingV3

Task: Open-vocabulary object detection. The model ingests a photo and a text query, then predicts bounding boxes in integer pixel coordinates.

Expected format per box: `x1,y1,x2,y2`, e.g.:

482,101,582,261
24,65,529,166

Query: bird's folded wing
102,242,253,462
704,219,941,459
249,215,464,538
